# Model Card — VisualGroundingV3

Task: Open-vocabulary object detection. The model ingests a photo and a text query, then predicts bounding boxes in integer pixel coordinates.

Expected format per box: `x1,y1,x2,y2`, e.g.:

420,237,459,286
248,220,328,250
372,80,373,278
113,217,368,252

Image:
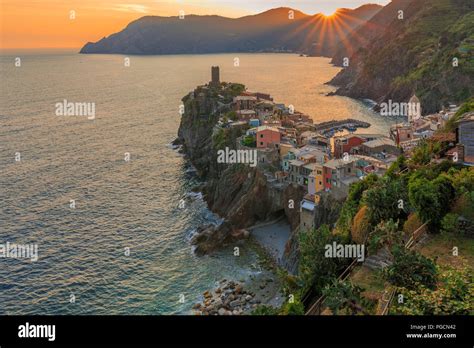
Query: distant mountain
329,0,474,114
79,5,382,56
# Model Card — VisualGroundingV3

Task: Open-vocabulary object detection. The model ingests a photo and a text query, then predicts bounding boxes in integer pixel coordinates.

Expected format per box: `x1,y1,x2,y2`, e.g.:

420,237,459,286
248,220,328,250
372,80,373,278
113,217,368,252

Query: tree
410,140,432,165
432,175,456,215
298,225,345,295
322,280,368,315
351,206,371,244
367,219,402,254
448,167,474,195
408,177,440,226
364,177,408,226
335,174,379,237
408,174,456,230
386,155,407,178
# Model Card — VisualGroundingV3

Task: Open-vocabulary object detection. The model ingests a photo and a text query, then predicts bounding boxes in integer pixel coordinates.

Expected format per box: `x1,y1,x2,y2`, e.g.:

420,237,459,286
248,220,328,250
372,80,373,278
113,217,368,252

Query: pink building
256,126,281,148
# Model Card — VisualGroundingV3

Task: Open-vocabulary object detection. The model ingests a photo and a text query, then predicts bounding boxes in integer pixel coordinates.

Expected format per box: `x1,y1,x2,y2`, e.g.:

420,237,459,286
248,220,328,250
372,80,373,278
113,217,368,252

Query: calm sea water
0,52,397,314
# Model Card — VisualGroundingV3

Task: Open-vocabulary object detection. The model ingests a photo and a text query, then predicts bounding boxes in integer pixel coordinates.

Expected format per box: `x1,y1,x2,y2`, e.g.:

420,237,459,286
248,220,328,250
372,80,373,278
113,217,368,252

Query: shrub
367,219,402,254
440,213,460,235
242,135,256,147
385,155,407,178
322,279,367,315
449,167,474,196
385,247,437,290
441,212,473,237
410,140,432,165
280,296,305,315
251,305,280,316
403,213,423,238
391,265,472,315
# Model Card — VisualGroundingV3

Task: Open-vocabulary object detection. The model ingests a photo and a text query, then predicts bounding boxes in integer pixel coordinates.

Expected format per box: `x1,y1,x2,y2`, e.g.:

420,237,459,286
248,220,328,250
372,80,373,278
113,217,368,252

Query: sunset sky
0,0,390,49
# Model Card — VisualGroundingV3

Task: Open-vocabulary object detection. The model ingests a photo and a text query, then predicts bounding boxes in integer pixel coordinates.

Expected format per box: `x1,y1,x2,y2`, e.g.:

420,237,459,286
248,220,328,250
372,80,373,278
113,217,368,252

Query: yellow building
308,163,324,195
279,143,294,160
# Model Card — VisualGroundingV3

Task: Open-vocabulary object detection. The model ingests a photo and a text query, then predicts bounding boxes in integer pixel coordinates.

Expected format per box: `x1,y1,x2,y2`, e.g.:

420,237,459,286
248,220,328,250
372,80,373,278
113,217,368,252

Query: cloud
113,4,150,13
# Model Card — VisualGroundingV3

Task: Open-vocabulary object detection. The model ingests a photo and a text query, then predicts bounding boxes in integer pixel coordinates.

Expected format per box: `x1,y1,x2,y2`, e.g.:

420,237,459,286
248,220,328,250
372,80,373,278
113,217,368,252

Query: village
199,66,474,232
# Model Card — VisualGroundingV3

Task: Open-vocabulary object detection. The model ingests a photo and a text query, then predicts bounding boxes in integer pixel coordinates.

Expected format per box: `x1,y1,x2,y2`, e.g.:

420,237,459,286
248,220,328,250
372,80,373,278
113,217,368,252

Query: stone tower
408,94,421,123
211,66,220,87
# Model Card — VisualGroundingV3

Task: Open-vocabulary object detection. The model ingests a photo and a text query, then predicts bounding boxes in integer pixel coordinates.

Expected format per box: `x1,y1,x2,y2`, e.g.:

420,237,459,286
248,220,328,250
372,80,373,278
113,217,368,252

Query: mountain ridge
79,5,382,56
329,0,474,114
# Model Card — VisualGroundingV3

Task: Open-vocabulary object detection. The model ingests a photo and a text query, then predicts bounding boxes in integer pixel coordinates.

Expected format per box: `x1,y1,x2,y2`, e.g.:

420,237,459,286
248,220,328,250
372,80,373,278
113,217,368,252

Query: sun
320,9,337,18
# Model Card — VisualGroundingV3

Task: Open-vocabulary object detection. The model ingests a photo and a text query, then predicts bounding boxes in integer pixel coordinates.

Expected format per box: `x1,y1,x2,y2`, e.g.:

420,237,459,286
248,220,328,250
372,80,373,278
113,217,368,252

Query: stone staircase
364,247,393,271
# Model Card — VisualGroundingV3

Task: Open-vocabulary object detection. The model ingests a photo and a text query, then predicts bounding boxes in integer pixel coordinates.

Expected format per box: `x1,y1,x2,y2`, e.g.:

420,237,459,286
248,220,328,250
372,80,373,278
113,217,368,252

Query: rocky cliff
177,83,305,255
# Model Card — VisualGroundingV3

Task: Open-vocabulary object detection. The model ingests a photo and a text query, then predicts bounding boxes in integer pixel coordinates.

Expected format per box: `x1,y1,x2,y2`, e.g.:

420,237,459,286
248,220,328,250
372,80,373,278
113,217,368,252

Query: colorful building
308,163,324,195
334,134,384,158
249,118,260,127
256,126,281,149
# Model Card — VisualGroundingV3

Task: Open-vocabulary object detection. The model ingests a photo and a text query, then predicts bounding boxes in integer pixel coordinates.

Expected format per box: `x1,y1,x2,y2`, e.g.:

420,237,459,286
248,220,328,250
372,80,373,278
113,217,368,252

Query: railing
405,221,429,250
379,288,396,315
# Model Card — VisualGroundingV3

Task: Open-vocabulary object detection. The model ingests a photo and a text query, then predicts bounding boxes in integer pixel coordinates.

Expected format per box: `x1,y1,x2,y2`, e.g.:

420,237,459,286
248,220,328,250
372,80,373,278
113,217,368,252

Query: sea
0,51,401,314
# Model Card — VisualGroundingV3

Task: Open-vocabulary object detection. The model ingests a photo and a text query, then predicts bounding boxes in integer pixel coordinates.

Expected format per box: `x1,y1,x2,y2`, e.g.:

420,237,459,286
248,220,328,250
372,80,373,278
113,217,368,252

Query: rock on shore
192,280,262,315
190,224,250,256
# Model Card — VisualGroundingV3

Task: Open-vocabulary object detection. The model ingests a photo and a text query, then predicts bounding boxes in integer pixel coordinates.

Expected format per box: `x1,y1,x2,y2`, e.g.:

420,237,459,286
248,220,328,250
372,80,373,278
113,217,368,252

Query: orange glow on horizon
0,1,250,49
0,1,387,50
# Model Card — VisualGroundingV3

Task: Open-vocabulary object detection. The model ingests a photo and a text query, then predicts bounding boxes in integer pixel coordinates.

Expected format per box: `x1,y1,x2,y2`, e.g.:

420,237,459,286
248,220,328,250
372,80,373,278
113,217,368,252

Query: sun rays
278,9,385,56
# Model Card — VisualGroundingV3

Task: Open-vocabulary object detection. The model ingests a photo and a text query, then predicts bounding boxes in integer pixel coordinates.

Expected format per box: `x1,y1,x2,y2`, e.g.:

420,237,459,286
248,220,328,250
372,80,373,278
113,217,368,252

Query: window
260,142,263,146
260,134,264,138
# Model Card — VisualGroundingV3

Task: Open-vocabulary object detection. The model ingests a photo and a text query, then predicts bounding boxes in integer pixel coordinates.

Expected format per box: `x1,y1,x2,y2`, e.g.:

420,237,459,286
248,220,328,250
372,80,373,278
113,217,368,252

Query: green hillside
331,0,474,114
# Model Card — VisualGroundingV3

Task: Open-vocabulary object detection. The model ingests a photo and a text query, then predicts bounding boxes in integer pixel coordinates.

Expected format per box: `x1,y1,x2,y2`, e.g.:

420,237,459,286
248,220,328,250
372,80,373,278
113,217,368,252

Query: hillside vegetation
330,0,474,114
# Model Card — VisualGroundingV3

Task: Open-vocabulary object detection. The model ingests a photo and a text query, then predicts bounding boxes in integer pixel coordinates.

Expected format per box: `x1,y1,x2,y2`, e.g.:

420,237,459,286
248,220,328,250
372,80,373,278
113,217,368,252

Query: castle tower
211,66,220,87
408,94,421,123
